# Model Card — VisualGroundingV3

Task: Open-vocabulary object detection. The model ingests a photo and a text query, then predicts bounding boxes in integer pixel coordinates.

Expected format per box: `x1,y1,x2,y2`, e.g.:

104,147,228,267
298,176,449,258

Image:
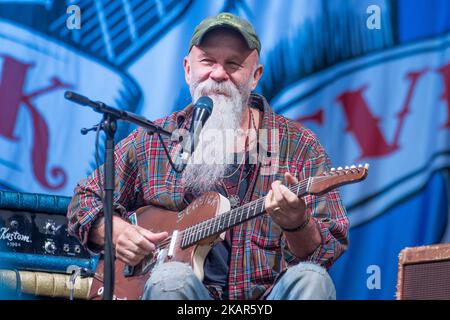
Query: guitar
88,164,369,300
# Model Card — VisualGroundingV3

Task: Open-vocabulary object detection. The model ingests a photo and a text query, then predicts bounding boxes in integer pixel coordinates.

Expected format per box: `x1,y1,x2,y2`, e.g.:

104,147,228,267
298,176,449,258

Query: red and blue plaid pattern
67,94,349,300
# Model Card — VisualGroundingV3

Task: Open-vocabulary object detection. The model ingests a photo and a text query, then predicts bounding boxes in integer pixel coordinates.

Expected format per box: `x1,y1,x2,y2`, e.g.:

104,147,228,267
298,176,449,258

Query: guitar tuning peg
350,165,356,169
330,167,336,171
364,163,370,169
358,164,363,168
344,166,349,169
337,167,343,170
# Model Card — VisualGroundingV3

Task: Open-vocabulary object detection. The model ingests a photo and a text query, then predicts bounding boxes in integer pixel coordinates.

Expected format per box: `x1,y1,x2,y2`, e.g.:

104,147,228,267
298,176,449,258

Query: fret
256,200,263,216
239,207,246,223
180,228,186,248
191,222,198,243
205,219,213,238
201,221,208,238
182,227,189,248
211,215,219,235
233,208,238,226
216,210,229,234
186,226,194,246
186,228,192,246
231,208,238,226
191,223,199,245
218,214,225,234
259,200,264,215
227,211,232,229
200,220,208,239
198,221,205,244
214,213,221,233
218,214,224,233
234,208,242,225
208,215,220,237
206,219,215,238
198,221,206,241
226,210,237,232
246,204,252,219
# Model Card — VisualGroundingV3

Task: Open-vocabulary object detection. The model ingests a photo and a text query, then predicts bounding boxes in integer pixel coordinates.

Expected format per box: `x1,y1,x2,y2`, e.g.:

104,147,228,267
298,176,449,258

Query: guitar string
152,171,355,250
152,174,342,250
152,171,359,250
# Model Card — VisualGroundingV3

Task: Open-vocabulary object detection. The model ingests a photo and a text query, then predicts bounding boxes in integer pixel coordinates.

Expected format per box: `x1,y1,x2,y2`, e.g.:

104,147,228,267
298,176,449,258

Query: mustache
192,79,238,98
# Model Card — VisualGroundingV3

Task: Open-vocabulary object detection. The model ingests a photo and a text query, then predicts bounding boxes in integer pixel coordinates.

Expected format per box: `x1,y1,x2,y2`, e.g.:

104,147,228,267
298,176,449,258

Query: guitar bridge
167,230,178,258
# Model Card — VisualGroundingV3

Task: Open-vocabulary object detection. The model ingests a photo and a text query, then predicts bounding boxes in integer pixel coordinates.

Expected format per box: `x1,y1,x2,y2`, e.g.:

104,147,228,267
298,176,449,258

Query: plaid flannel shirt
67,93,349,300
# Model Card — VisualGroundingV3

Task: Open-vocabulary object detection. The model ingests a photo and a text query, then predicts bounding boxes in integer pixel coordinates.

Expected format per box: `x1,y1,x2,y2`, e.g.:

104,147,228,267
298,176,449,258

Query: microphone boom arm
64,91,172,137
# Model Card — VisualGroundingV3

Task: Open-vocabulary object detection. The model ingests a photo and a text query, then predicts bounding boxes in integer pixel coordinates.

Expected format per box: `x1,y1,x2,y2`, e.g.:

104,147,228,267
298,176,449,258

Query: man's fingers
279,184,301,209
117,232,154,256
271,181,289,207
265,190,274,211
284,172,299,186
116,247,144,266
268,180,303,211
138,227,168,244
124,227,155,253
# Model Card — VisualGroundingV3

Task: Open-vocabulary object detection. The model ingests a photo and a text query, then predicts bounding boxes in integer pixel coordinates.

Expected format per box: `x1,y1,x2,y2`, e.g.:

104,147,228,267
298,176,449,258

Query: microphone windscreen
194,96,213,114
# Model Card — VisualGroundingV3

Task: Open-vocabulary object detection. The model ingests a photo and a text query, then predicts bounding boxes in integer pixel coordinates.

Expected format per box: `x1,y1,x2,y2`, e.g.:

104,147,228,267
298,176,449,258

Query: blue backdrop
0,0,449,299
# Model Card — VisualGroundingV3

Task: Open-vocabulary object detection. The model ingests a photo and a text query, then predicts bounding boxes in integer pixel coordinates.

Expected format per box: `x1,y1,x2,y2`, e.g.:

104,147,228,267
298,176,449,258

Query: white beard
183,77,253,194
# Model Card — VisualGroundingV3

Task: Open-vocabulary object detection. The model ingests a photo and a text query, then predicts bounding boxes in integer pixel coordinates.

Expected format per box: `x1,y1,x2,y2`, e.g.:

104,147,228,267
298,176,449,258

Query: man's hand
113,219,168,266
264,172,322,258
89,216,168,266
264,172,308,230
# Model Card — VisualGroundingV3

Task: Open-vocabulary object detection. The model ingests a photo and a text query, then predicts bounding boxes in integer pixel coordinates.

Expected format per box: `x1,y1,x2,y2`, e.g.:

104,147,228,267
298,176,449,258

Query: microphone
175,96,213,170
64,91,91,106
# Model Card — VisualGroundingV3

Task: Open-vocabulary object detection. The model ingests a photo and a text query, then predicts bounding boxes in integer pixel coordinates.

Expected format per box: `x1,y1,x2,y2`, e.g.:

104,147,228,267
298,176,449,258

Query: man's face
184,28,263,99
181,28,263,194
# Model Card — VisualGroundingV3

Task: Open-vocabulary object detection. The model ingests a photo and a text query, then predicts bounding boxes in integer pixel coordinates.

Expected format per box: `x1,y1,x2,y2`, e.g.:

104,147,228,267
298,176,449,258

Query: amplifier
397,243,450,300
0,191,97,273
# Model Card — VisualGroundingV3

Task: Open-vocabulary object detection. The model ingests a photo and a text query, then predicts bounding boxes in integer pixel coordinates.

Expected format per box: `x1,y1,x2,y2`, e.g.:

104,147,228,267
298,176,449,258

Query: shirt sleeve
282,152,350,270
66,129,143,254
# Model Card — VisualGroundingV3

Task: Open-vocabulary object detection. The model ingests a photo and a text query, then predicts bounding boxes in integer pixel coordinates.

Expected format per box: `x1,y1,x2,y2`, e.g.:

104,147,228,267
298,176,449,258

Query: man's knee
142,261,199,299
284,262,336,300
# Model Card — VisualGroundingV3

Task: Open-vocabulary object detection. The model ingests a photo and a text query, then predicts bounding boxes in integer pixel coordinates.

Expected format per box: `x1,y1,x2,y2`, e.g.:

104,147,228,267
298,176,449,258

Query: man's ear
251,64,264,91
183,56,191,85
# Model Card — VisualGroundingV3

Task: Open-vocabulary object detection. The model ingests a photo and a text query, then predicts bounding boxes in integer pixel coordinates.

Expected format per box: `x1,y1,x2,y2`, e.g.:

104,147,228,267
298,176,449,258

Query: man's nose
209,64,229,82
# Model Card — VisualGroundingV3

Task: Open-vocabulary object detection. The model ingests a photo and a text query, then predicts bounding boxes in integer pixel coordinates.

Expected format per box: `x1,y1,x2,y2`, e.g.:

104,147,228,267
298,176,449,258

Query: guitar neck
180,178,311,248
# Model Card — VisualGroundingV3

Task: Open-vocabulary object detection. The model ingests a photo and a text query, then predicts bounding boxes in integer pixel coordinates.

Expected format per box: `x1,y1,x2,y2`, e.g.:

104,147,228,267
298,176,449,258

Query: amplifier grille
397,244,450,300
402,260,450,300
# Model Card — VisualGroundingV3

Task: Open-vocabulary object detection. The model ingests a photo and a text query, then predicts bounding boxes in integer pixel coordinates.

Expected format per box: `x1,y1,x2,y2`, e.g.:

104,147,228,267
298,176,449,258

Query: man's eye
228,62,241,68
201,59,213,64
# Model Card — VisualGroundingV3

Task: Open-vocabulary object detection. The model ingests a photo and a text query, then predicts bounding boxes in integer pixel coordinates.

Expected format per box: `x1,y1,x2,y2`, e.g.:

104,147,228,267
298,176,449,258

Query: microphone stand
101,110,115,301
64,91,173,300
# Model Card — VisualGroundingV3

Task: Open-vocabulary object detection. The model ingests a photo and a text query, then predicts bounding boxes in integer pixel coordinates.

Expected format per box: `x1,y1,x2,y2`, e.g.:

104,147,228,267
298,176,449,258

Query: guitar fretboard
180,178,311,249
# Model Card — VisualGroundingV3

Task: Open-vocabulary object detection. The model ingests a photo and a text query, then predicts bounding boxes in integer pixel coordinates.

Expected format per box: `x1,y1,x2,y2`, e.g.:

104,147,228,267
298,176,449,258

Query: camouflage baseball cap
189,12,261,54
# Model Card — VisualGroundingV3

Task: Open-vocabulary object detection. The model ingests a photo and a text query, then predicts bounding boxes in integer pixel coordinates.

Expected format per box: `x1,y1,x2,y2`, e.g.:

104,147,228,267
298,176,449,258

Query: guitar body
88,192,230,300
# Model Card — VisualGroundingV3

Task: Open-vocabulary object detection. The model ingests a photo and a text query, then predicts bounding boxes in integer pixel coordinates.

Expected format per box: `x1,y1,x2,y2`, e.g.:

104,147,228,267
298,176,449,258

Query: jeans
141,261,336,300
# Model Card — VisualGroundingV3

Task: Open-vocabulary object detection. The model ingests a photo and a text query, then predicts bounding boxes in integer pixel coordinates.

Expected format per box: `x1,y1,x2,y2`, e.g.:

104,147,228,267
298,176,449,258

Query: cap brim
194,22,256,51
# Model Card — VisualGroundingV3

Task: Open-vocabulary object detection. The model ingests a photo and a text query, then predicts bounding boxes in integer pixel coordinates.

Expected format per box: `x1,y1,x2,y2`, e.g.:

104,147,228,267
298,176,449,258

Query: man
67,12,349,300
